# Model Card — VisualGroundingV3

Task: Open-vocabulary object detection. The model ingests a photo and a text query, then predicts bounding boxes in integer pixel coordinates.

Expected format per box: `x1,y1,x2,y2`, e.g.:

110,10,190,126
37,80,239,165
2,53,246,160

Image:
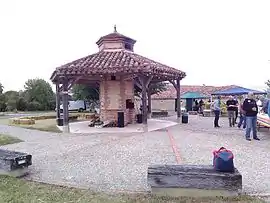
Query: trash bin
117,111,125,128
56,118,63,126
182,113,188,124
137,114,143,124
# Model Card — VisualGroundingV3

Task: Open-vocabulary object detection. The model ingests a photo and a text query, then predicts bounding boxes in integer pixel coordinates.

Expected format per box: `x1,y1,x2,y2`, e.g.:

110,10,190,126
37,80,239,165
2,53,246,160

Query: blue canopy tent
211,86,267,96
178,92,209,112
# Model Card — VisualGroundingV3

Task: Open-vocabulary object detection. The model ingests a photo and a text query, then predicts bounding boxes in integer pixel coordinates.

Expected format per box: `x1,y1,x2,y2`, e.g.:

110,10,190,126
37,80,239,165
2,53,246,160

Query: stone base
152,187,240,198
62,125,70,133
0,167,29,178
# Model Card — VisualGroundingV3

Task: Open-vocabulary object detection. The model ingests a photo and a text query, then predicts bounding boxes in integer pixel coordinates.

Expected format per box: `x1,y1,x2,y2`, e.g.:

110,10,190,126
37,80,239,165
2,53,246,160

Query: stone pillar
62,79,69,133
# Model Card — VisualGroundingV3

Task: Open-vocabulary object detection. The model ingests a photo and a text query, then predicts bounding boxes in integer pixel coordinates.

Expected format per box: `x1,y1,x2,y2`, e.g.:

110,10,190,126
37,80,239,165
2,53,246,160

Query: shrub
26,101,42,111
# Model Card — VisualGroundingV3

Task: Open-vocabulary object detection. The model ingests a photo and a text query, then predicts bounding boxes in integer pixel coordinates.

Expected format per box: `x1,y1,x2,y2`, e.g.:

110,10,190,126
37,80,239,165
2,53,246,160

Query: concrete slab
57,119,178,134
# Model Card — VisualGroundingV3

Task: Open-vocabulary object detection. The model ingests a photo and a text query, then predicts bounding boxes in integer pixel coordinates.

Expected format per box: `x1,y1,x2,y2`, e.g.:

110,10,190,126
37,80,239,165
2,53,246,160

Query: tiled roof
50,50,186,81
152,85,237,99
96,32,136,45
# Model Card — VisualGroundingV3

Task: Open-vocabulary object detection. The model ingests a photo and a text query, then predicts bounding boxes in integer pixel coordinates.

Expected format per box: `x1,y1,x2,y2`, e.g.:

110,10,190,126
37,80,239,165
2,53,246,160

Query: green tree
0,83,3,94
71,84,99,102
16,97,27,111
0,83,6,111
24,78,55,111
134,82,168,97
266,80,270,91
4,91,19,111
0,94,6,112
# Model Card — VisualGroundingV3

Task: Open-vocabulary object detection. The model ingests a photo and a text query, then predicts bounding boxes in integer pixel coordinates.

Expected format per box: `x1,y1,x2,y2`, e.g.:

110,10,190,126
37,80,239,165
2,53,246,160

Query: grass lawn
0,118,62,133
0,134,22,146
0,176,265,203
0,111,91,133
24,119,62,133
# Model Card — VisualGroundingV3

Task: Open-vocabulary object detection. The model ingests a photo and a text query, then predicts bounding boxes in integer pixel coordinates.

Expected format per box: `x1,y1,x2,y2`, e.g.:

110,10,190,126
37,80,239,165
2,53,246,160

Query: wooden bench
148,165,242,197
188,111,198,115
0,149,32,177
152,111,169,118
202,109,213,117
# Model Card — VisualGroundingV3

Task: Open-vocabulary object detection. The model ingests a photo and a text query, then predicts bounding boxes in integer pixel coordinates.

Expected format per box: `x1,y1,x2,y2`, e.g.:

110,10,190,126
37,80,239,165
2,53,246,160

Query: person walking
243,92,260,141
212,96,221,128
226,96,238,127
237,99,246,129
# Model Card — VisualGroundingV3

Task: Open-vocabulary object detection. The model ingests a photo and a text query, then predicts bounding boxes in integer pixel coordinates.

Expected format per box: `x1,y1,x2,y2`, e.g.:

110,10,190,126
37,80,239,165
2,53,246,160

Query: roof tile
52,50,186,80
152,85,237,99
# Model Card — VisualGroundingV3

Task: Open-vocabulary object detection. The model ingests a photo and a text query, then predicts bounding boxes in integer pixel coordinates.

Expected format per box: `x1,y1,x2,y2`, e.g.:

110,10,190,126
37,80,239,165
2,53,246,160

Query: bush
26,101,42,111
16,97,27,111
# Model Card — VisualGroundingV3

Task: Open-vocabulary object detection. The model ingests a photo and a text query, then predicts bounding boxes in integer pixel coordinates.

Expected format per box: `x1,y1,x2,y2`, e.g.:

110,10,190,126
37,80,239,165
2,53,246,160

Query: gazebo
50,26,186,132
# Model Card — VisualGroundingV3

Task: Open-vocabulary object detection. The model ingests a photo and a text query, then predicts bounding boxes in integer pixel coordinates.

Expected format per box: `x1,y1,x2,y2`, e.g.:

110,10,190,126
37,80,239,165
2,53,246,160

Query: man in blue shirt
213,96,221,128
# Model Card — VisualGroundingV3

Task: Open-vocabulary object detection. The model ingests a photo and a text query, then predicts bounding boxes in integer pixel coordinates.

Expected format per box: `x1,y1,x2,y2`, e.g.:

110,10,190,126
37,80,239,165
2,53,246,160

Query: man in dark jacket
226,96,238,127
242,92,260,141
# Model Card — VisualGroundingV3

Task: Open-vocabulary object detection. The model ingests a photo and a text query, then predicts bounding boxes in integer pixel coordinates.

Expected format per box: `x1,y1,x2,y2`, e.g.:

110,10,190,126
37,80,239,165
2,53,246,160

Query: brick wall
99,76,135,125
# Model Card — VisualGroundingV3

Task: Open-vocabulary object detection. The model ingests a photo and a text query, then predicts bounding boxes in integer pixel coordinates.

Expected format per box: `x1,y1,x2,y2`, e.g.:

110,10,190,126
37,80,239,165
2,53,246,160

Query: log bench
147,165,242,197
0,149,32,177
151,111,169,118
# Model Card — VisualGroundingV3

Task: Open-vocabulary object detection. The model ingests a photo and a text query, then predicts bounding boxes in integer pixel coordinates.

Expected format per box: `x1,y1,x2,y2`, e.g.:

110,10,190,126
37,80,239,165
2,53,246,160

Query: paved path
0,115,269,195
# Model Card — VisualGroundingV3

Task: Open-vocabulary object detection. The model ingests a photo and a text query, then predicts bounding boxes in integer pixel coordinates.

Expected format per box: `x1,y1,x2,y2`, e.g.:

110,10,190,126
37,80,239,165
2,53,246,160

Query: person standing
243,92,260,141
212,96,221,128
199,99,204,114
234,96,239,124
237,99,246,129
226,96,238,127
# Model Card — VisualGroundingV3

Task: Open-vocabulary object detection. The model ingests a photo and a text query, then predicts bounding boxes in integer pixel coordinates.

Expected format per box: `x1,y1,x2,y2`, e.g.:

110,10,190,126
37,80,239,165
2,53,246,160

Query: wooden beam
67,76,83,90
176,79,181,118
62,79,69,132
134,80,142,90
55,82,61,121
138,75,153,124
147,90,152,115
169,80,177,89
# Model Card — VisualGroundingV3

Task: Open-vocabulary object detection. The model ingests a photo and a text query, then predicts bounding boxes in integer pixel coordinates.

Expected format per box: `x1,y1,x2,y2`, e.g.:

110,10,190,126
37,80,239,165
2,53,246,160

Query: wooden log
0,149,32,177
148,165,242,197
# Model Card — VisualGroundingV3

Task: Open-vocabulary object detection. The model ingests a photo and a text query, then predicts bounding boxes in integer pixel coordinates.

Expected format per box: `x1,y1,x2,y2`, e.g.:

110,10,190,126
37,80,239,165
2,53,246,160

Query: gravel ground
0,115,269,196
168,115,270,195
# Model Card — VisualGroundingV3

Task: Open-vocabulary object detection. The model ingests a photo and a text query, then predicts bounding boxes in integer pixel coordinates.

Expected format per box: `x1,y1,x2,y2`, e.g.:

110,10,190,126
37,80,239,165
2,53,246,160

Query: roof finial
114,25,117,33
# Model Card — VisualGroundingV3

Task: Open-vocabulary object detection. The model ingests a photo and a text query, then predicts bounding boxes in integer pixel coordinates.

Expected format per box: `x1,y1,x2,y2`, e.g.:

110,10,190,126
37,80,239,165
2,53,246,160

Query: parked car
58,100,87,112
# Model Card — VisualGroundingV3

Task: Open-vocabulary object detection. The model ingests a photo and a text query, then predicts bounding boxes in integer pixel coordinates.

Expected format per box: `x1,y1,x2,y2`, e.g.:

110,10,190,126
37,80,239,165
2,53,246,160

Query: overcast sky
0,0,270,92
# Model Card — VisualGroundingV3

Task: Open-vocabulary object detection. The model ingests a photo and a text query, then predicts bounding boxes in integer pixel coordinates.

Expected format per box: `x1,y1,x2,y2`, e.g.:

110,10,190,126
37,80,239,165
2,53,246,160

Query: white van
59,100,86,112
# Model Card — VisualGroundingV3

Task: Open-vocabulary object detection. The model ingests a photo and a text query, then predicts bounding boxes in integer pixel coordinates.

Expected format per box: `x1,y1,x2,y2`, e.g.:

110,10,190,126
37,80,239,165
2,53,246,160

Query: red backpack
213,147,234,172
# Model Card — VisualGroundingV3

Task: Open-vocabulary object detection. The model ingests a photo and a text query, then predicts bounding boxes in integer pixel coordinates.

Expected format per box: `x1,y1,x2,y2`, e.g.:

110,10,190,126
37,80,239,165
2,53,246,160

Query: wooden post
55,82,61,124
147,89,152,118
138,75,152,124
141,82,148,124
176,79,181,118
62,79,69,133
